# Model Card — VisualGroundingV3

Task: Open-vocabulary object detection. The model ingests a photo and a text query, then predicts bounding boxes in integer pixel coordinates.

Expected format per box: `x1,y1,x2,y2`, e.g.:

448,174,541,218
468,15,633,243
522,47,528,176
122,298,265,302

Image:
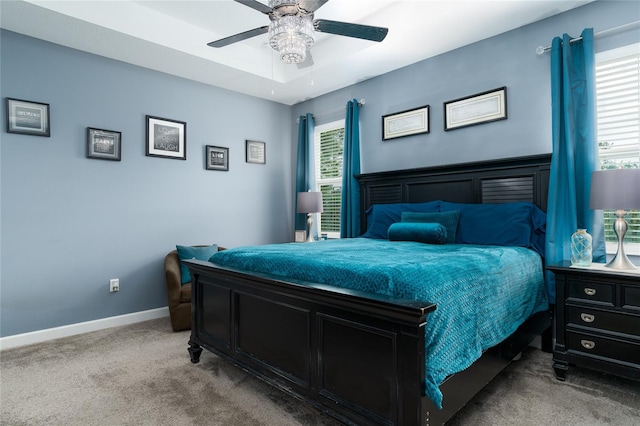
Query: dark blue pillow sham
361,200,441,239
439,201,546,255
401,211,460,244
387,222,447,244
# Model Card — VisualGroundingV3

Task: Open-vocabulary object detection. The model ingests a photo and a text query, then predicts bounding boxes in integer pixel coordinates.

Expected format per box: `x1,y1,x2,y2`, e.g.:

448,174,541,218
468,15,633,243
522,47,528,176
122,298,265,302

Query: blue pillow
176,244,218,284
439,201,547,255
401,211,460,244
361,201,441,239
388,222,447,244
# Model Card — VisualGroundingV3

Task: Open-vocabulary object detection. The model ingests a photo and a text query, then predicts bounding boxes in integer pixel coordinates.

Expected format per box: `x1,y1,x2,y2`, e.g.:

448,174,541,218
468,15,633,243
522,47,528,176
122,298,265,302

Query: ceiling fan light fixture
208,0,388,65
268,15,315,64
277,36,308,64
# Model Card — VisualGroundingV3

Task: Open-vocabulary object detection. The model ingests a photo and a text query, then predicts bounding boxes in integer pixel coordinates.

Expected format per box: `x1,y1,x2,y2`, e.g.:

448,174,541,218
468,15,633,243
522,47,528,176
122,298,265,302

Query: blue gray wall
1,30,291,337
2,0,639,338
291,0,640,174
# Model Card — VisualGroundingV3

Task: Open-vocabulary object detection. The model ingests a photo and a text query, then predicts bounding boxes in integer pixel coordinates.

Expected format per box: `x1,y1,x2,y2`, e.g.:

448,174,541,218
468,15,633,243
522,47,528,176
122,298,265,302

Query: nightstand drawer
567,331,640,365
567,279,614,306
623,285,640,310
566,306,640,337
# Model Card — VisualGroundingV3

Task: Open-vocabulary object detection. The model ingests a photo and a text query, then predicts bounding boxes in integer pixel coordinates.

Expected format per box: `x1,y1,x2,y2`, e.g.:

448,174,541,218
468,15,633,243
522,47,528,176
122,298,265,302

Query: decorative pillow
439,201,547,255
387,222,447,244
361,200,441,239
401,211,460,244
176,244,218,284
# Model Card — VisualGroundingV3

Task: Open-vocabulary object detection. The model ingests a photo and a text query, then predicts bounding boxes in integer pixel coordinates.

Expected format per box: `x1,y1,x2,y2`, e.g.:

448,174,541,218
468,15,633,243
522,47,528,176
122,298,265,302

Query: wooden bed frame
185,154,552,425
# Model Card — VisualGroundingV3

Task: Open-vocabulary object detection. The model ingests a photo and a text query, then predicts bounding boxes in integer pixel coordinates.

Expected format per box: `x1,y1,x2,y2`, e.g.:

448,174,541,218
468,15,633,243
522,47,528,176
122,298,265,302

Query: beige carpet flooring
1,317,638,425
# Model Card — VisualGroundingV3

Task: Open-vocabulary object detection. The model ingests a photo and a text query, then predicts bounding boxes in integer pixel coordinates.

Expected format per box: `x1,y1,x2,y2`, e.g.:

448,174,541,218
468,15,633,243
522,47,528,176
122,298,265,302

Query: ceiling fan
207,0,389,66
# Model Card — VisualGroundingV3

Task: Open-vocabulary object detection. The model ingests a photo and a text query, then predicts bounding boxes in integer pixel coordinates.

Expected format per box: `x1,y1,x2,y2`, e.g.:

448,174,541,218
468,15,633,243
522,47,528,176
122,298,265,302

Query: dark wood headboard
356,154,551,235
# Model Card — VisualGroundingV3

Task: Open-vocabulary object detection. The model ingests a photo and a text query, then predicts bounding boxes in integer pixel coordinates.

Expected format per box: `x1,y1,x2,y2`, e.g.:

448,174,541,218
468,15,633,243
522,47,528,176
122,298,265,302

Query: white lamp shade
297,191,323,213
590,169,640,210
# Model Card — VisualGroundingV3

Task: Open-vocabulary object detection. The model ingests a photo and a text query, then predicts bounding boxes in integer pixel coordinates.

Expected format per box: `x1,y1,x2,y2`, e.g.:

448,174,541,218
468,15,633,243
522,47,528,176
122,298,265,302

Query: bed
185,154,553,425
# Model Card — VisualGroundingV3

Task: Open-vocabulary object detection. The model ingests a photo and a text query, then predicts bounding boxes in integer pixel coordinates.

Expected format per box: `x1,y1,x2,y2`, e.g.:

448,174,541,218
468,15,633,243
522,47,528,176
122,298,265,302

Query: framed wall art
87,127,121,161
5,98,50,137
444,87,507,131
382,105,429,140
245,140,266,164
145,115,186,160
205,145,229,171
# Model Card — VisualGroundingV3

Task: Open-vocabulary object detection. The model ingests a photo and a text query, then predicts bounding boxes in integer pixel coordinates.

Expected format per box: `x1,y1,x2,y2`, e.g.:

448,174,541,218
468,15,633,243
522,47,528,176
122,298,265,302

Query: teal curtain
295,113,315,233
340,100,361,238
546,28,606,303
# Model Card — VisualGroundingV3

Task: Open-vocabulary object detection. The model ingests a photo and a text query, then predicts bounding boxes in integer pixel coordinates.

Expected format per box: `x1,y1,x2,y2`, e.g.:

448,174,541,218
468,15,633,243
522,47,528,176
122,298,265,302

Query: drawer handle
580,313,595,323
584,288,597,296
581,339,596,350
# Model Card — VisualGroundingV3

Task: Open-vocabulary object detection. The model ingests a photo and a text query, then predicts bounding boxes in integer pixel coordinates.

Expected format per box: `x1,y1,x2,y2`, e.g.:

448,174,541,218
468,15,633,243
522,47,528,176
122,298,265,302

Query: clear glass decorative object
571,229,593,266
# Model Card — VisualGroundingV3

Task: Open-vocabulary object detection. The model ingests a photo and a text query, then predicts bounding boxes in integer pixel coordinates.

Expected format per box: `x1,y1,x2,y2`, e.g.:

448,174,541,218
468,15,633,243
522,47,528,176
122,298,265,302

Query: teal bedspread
208,238,548,408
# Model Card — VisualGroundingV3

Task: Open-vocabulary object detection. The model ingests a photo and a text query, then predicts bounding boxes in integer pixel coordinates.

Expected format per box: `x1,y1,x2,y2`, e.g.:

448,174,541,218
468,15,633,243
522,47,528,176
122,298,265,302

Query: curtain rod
296,99,365,123
536,20,640,54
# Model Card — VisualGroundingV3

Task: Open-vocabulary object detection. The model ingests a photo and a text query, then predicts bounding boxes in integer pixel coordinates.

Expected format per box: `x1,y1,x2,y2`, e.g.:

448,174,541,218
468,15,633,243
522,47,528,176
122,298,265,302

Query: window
595,43,640,254
314,120,345,238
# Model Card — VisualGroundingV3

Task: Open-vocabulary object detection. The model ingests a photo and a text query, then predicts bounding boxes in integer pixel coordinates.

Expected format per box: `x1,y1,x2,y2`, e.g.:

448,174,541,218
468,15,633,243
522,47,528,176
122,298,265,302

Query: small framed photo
382,105,429,140
6,98,50,137
145,115,186,160
294,230,307,243
444,87,507,131
87,127,121,161
246,140,266,164
206,145,229,171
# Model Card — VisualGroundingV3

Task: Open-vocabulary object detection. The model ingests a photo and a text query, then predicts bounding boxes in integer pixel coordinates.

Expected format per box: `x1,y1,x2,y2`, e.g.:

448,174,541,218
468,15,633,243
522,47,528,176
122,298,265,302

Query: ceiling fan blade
234,0,273,15
298,0,329,14
314,19,388,42
207,26,269,48
297,51,314,69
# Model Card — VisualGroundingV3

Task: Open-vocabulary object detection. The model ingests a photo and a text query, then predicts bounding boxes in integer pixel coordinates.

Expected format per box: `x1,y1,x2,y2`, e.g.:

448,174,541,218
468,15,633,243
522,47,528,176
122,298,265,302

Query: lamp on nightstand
589,168,640,270
297,191,323,242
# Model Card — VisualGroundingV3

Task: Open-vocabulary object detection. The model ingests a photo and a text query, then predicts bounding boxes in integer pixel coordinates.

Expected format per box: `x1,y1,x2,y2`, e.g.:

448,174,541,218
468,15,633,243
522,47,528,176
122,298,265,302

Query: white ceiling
0,0,593,105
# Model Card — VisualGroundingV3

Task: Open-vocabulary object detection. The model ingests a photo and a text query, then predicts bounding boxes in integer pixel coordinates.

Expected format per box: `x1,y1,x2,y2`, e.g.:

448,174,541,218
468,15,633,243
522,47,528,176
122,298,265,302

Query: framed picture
382,105,429,140
205,145,229,171
145,115,186,160
87,127,121,161
246,140,266,164
294,230,307,243
444,87,507,131
6,98,50,137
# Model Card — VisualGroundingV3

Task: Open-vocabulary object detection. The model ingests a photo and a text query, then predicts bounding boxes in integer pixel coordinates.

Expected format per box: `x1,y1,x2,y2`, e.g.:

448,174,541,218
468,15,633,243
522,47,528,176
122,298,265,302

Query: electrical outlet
110,278,119,293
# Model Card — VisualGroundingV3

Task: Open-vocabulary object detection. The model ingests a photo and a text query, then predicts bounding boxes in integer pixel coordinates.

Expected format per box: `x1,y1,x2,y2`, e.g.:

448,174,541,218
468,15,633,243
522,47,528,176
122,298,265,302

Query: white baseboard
0,307,169,351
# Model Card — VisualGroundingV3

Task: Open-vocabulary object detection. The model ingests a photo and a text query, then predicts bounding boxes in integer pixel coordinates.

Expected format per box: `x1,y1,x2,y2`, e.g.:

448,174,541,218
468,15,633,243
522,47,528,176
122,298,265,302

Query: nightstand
547,261,640,382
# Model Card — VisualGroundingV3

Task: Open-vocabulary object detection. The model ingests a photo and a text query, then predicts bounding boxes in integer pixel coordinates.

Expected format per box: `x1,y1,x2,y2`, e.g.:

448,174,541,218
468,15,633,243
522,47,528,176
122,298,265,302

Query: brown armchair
164,246,225,331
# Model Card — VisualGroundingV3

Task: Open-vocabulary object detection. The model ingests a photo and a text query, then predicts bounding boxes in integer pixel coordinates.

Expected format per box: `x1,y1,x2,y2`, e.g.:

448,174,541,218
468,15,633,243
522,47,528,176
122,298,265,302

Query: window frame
595,42,640,256
313,119,345,239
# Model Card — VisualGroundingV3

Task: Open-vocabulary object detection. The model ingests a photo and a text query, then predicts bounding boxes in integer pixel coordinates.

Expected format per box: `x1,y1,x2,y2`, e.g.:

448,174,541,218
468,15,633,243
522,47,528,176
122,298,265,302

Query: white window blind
596,44,640,249
314,120,345,238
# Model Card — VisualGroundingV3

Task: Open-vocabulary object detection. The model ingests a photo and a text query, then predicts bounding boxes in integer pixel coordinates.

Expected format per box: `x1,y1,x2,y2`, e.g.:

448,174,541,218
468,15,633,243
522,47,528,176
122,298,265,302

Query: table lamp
589,168,640,270
297,191,323,242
